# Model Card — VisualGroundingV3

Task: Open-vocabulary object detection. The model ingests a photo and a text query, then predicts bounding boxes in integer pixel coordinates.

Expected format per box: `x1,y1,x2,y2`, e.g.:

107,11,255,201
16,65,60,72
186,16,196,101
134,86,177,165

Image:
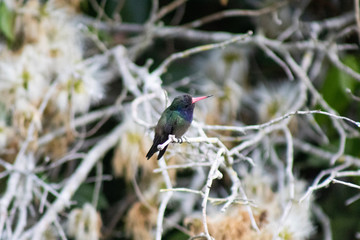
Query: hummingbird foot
157,135,177,151
177,136,188,143
157,135,188,152
167,134,187,144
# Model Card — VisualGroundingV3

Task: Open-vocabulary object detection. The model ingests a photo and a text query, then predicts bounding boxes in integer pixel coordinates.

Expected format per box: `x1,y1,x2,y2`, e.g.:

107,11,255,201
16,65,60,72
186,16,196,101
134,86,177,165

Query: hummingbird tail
147,135,169,160
157,145,168,160
146,144,158,160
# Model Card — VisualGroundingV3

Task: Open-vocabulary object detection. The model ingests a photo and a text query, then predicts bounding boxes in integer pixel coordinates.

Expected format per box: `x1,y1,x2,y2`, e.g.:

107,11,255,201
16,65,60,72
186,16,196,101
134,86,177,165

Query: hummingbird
146,94,212,160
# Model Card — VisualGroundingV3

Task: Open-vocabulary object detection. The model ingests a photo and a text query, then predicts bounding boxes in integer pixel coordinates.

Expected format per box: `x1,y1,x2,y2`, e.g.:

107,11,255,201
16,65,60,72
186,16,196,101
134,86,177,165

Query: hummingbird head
170,95,194,111
169,94,212,111
169,94,213,123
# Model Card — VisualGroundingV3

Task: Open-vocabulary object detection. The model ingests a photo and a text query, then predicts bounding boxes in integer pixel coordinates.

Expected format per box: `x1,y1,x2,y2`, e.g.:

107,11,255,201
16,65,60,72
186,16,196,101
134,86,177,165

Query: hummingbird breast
173,118,191,137
172,109,193,137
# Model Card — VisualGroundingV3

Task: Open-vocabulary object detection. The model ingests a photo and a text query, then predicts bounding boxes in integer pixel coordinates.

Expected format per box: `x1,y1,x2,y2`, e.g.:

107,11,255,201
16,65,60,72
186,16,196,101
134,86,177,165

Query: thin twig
345,193,360,205
284,51,349,165
153,162,213,173
312,204,332,240
155,0,188,21
299,162,352,203
132,92,159,128
89,0,111,21
182,1,288,28
160,188,256,207
327,48,360,83
114,46,142,96
202,110,360,134
238,182,260,232
92,161,103,208
149,0,159,23
38,104,123,146
152,31,253,77
283,126,295,199
346,88,360,102
220,168,240,211
257,41,295,80
332,179,360,190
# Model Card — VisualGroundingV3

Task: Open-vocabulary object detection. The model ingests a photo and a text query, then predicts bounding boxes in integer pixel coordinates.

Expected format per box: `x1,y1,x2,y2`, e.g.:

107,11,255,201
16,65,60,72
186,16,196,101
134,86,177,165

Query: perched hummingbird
146,94,212,160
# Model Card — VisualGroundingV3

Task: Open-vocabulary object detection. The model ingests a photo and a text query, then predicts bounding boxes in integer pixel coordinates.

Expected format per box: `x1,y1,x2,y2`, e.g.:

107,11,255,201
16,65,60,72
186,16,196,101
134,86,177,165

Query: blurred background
0,0,360,239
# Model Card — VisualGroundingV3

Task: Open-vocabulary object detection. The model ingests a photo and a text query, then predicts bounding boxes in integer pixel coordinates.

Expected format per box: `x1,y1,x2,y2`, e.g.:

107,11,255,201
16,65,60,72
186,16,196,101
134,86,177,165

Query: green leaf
0,1,16,43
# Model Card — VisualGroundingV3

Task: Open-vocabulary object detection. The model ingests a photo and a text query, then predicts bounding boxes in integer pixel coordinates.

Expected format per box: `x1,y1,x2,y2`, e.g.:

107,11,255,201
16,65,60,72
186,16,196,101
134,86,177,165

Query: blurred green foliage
73,183,109,210
322,55,360,113
0,1,15,43
81,0,151,23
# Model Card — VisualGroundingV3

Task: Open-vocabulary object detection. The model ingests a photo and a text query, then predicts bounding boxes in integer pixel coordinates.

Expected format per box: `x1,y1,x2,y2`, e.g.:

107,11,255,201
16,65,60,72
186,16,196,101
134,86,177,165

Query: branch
131,92,160,128
153,162,213,173
38,104,123,146
201,148,224,240
283,52,349,165
0,80,59,237
312,204,332,240
346,88,360,102
283,126,295,199
20,123,125,239
155,0,188,21
332,179,360,190
202,110,360,134
156,158,174,240
257,42,295,80
114,46,142,96
157,135,219,151
299,162,352,203
77,15,358,52
182,1,287,28
327,48,360,83
160,188,255,206
152,31,253,77
307,12,355,34
222,167,259,232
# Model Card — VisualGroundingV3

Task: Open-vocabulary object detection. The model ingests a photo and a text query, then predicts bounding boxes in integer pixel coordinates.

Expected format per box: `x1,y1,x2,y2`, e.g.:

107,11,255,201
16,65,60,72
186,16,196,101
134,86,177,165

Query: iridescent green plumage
146,94,211,160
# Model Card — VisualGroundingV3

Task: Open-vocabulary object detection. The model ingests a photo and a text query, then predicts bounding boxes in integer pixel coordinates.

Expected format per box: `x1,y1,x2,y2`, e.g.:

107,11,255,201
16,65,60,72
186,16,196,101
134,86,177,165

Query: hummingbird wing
146,110,180,160
157,111,192,159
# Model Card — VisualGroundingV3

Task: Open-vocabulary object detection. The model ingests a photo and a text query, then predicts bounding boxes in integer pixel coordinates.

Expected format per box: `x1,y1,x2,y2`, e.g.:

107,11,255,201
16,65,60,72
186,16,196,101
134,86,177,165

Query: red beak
191,95,213,104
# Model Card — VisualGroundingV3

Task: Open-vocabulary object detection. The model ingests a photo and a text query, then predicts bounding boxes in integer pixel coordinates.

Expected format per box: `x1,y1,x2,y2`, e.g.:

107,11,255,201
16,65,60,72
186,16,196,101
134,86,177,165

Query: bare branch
201,148,224,240
327,49,360,83
156,158,174,240
312,205,332,240
20,123,125,239
152,31,253,77
38,105,123,146
156,0,188,21
182,1,287,28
